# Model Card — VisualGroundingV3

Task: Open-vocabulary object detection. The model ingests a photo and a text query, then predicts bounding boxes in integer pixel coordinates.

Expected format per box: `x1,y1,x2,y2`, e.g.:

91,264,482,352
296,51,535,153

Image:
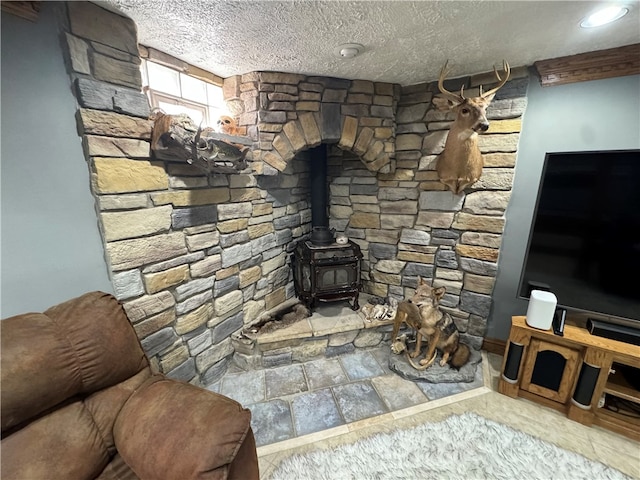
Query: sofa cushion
1,400,111,480
1,292,149,432
84,369,153,456
114,376,254,480
1,369,152,480
96,454,140,480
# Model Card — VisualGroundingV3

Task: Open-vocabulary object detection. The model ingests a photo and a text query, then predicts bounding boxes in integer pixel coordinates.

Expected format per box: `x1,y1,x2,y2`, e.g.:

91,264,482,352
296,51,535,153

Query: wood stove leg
299,296,313,313
351,293,359,311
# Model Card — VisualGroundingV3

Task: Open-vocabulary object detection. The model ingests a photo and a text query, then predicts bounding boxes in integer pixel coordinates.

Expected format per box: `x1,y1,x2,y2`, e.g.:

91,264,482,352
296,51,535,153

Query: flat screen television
518,149,640,345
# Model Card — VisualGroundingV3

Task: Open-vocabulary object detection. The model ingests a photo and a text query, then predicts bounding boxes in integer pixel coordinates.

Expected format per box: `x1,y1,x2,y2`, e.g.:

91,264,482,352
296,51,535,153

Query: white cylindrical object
525,290,557,330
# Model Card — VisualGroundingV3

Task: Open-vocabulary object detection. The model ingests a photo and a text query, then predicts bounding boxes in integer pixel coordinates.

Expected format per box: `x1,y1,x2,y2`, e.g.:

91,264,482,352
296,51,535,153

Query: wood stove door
315,263,358,293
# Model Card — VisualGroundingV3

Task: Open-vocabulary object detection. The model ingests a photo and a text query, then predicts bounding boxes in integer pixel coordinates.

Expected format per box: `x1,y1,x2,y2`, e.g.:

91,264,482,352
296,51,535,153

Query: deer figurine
435,60,510,195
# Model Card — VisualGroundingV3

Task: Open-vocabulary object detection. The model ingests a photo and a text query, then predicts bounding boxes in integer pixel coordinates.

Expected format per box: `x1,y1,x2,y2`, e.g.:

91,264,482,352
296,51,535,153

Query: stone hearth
232,297,394,370
231,296,481,383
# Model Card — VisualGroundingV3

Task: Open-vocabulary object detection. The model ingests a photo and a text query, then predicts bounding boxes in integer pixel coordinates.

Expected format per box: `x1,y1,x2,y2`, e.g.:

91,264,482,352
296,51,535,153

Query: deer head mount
435,60,510,195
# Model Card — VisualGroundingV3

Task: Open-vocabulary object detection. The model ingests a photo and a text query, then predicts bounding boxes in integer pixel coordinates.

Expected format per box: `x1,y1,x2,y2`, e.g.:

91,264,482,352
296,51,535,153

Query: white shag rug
269,412,631,480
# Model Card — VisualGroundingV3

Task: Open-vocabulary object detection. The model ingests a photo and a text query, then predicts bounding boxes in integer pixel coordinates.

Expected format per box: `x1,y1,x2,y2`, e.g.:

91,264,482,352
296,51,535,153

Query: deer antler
481,60,511,99
437,60,465,104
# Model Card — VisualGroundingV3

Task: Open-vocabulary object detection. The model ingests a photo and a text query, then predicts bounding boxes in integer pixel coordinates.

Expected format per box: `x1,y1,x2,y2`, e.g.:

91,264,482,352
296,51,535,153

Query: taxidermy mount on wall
435,60,510,195
149,109,249,174
215,115,240,136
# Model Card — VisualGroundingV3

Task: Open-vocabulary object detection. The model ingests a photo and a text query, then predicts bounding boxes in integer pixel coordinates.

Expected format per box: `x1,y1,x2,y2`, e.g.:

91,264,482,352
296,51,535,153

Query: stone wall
224,73,400,175
60,2,263,385
321,66,528,348
58,2,528,385
349,76,529,347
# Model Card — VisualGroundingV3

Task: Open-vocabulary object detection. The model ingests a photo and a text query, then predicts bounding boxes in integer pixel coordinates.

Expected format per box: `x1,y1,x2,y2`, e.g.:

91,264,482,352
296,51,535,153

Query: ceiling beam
1,1,40,22
535,44,640,87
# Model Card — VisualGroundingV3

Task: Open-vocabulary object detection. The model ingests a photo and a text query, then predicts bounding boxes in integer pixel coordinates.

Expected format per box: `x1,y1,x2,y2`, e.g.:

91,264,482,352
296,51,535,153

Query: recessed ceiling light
334,43,364,59
580,5,629,28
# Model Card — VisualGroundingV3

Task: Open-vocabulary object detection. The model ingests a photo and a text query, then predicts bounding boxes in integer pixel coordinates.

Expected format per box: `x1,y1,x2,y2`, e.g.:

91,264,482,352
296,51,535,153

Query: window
141,59,229,128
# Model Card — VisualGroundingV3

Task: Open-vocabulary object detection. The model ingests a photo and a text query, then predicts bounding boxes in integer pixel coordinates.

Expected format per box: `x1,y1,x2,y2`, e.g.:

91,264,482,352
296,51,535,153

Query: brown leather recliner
1,291,259,480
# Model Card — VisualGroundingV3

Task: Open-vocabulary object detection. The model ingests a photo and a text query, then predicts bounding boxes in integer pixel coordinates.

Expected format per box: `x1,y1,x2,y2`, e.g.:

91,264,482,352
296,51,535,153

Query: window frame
140,49,228,129
149,90,209,126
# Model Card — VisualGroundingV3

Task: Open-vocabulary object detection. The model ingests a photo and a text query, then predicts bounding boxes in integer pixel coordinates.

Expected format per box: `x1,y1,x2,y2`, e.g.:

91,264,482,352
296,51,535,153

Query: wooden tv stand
499,316,640,441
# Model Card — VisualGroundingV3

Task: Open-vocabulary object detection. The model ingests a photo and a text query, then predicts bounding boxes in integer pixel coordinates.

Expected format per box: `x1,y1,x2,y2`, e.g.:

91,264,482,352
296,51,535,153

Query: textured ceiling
99,0,640,86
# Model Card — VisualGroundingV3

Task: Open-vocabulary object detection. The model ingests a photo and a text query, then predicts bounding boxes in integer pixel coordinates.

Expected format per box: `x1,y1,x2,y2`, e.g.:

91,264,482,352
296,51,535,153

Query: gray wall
487,70,640,340
1,3,113,318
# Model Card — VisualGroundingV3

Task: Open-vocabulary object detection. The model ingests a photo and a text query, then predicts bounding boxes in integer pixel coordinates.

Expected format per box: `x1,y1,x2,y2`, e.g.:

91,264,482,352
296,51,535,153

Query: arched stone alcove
263,115,391,174
222,72,400,177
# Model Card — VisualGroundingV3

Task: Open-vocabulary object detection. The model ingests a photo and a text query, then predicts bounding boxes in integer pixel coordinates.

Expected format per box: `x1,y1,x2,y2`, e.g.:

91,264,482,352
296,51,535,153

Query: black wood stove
293,239,362,311
292,143,362,311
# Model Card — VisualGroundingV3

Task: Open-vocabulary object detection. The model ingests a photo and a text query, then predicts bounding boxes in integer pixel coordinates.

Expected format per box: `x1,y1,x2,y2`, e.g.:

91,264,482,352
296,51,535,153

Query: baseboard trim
482,337,506,356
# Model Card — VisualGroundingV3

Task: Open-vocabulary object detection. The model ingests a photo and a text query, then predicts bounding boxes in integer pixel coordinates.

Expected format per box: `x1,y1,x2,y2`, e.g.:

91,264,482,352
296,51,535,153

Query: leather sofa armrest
113,375,258,480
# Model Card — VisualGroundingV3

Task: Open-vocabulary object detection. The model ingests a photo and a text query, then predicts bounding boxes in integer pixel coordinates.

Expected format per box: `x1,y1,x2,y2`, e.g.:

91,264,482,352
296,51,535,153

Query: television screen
518,149,640,324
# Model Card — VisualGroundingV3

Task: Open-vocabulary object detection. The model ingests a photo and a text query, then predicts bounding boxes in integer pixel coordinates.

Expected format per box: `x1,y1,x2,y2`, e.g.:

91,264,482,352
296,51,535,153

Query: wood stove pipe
309,143,335,245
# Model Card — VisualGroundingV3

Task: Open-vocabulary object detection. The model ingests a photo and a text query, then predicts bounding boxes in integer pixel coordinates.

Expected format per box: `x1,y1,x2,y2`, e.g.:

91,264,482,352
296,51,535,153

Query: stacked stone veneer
331,75,529,349
58,2,529,385
224,72,399,176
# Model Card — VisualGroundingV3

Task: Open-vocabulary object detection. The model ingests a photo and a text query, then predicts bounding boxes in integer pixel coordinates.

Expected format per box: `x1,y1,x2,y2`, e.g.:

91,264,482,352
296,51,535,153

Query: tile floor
207,344,484,447
252,351,639,480
208,344,640,480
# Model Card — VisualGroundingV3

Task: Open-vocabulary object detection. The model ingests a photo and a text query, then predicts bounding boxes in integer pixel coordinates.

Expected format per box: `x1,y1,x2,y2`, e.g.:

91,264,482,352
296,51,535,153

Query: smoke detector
334,43,364,59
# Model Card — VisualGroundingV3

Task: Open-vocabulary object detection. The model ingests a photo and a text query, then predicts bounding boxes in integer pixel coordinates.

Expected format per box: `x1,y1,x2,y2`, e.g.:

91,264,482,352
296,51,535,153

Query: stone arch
261,114,392,174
